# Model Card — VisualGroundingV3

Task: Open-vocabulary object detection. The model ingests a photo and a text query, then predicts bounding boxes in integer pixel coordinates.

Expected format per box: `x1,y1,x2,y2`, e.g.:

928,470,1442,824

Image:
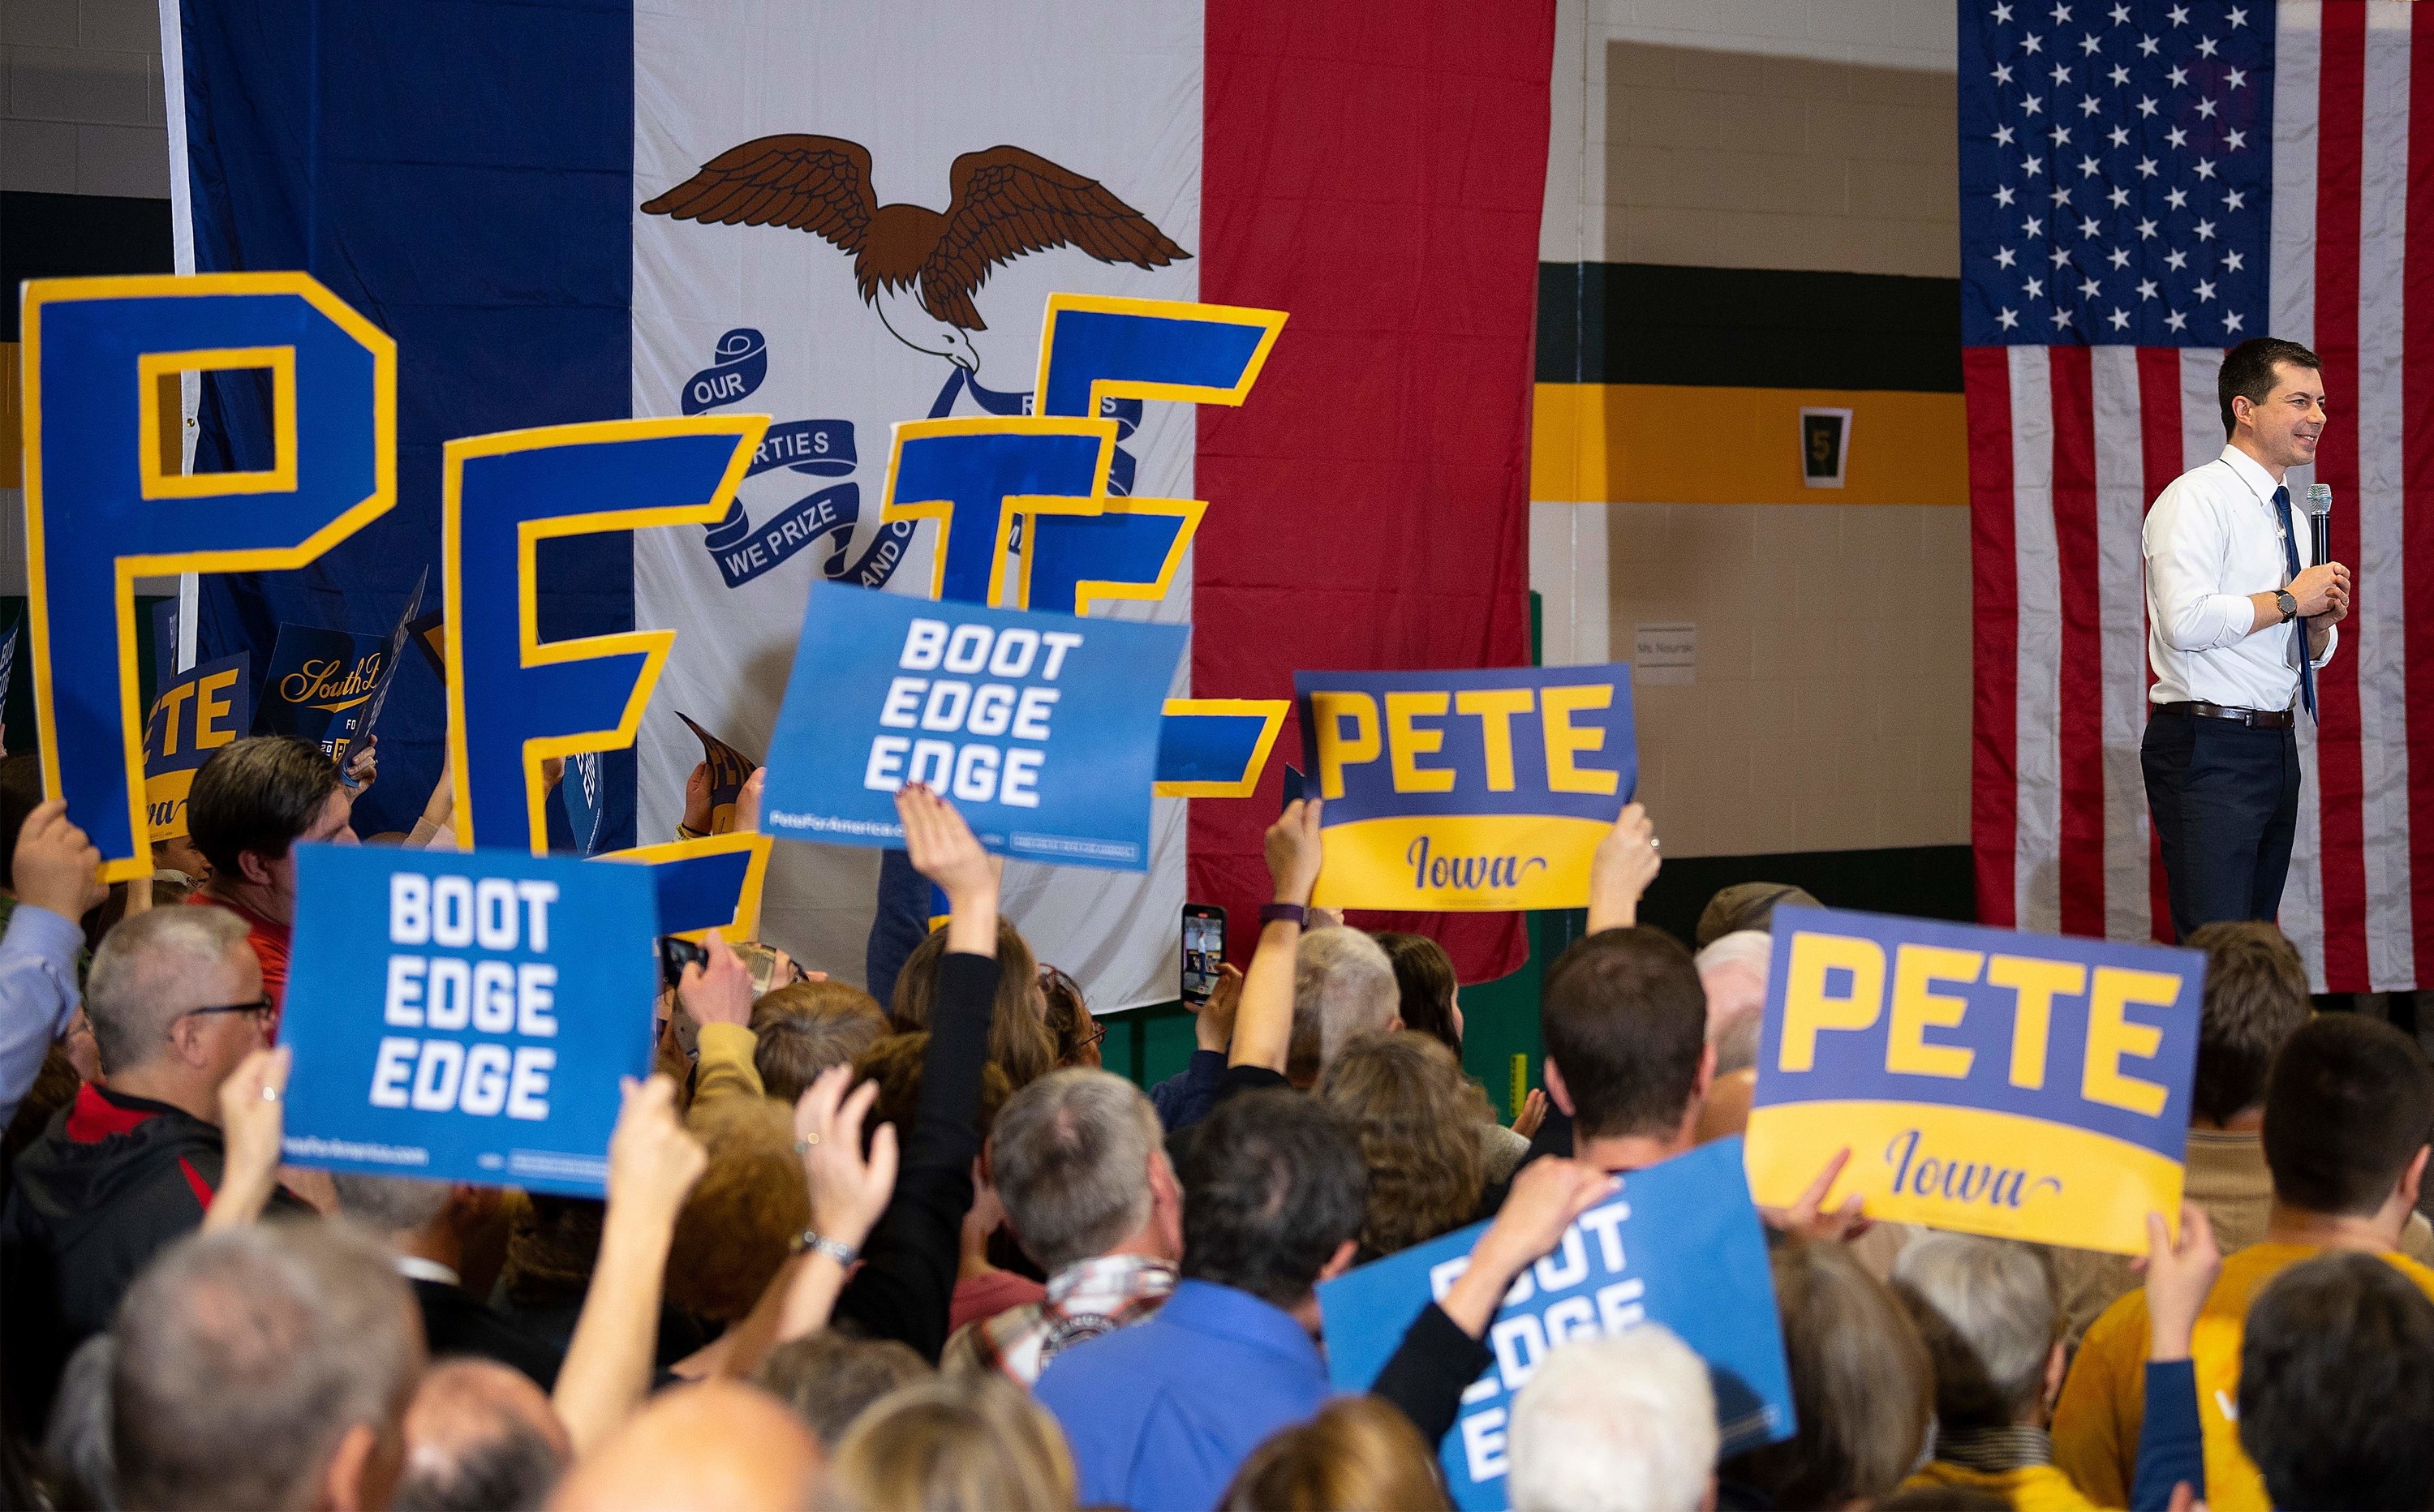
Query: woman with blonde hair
1317,1031,1491,1260
1219,1397,1452,1512
820,1372,1077,1512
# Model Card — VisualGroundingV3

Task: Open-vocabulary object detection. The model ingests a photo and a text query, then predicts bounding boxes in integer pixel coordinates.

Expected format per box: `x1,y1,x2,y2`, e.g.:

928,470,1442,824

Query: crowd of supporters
0,732,2428,1511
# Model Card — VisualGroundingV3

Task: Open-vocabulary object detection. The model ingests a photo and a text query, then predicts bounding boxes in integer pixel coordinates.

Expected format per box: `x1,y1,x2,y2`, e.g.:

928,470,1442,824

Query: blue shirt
1035,1278,1330,1510
0,903,84,1129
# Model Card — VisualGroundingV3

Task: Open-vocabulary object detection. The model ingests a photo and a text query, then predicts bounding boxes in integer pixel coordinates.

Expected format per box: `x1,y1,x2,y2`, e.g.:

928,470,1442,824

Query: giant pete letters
1744,906,2204,1255
278,844,657,1196
760,583,1185,870
1294,665,1635,911
1319,1139,1794,1512
883,294,1289,799
18,273,394,879
22,277,1290,908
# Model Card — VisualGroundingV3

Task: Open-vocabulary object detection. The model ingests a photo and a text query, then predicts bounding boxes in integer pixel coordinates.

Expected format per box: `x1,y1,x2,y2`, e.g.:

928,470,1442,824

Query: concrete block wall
1,0,170,197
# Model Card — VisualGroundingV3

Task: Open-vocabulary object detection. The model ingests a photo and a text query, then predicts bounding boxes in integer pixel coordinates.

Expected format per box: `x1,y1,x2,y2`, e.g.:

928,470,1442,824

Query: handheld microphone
2307,483,2333,571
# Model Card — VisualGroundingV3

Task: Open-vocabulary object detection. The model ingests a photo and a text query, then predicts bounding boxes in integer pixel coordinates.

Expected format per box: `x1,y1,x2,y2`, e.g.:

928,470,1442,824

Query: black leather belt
2157,700,2296,731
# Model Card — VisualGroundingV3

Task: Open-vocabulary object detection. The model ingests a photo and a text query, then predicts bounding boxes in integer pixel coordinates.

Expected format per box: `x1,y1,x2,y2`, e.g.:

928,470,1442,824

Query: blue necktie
2273,485,2317,721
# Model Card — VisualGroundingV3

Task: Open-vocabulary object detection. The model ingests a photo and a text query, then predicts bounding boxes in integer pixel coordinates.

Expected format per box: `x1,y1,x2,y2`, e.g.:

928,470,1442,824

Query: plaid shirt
941,1253,1177,1386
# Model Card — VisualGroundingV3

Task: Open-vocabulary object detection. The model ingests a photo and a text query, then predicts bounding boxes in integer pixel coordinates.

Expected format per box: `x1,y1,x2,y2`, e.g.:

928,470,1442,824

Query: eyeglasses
177,997,275,1027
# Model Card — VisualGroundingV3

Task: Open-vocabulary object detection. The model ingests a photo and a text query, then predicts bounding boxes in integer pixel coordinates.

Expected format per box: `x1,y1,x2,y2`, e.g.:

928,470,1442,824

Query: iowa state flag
173,0,1548,1003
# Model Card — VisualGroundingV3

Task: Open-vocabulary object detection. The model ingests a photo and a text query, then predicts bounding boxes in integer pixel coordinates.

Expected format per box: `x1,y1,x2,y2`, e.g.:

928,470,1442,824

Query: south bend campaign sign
1744,907,2204,1255
760,582,1185,870
278,845,658,1196
1295,666,1634,911
1319,1139,1792,1511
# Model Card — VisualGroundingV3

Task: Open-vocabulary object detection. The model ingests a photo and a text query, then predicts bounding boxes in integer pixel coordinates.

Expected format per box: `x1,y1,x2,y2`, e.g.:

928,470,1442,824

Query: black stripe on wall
1,193,174,343
1537,263,1964,393
1632,844,1976,945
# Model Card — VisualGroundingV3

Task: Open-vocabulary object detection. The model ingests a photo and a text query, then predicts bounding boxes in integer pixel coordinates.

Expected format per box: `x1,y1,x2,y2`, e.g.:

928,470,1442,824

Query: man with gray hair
943,1067,1183,1385
113,1218,425,1511
1287,926,1401,1088
394,1358,570,1512
2,904,307,1428
1507,1327,1719,1512
333,1175,564,1387
1890,1231,2077,1506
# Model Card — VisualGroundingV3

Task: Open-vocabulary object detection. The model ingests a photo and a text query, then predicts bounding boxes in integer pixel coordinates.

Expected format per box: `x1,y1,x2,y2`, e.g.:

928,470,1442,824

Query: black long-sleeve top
830,949,997,1363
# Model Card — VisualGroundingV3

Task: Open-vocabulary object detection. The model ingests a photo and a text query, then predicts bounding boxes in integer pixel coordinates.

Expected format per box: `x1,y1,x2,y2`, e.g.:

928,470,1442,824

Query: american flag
1965,0,2428,991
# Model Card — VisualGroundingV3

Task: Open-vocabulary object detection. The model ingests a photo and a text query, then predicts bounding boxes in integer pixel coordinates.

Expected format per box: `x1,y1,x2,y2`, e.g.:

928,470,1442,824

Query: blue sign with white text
277,844,659,1196
1318,1138,1795,1511
759,582,1185,870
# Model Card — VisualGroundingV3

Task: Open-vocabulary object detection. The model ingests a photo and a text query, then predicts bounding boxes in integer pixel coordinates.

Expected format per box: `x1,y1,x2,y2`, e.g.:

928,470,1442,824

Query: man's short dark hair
1541,927,1707,1140
2186,921,2311,1124
1178,1089,1365,1308
393,1418,562,1512
185,736,340,878
2219,337,2323,439
752,1332,931,1449
2263,1014,2434,1218
2240,1252,2434,1510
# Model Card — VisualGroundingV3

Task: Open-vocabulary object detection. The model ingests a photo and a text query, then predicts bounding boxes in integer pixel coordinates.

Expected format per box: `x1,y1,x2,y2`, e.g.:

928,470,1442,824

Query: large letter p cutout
21,274,396,878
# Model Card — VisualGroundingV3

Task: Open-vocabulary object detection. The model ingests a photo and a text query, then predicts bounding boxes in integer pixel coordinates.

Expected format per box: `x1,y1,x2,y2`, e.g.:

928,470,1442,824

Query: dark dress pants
2141,711,2303,944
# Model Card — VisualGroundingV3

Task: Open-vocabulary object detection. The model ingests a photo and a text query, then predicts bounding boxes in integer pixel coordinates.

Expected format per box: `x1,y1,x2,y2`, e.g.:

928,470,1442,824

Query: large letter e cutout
445,418,772,933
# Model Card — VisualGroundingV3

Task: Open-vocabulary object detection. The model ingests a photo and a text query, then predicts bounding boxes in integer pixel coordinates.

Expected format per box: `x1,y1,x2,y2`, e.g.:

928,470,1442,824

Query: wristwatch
2276,590,2299,623
793,1230,859,1267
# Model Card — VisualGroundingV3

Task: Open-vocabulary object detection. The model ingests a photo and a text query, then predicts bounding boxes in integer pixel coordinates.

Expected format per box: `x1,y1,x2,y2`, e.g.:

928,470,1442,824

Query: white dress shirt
2144,444,2338,711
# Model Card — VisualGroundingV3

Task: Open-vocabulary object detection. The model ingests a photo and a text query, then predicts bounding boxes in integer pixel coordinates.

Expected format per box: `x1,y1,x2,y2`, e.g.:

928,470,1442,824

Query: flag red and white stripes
1971,0,2433,990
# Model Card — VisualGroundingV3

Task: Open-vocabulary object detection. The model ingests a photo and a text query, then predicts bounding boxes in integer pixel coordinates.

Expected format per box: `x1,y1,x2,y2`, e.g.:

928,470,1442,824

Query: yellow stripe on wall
1532,382,1967,506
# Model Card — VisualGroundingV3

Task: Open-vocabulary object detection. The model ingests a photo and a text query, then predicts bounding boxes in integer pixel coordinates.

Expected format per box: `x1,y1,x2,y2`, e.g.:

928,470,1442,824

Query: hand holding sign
1754,1145,1869,1244
1266,797,1324,908
2144,1203,2222,1364
204,1045,292,1231
14,801,107,921
1439,1158,1621,1335
1587,802,1661,934
897,783,1001,958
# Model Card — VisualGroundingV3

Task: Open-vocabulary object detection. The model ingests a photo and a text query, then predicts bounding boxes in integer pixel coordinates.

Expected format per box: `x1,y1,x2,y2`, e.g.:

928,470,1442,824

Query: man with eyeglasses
1,904,313,1428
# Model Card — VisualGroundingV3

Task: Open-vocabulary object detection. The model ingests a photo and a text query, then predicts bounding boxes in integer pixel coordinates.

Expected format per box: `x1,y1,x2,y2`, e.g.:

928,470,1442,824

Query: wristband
1259,903,1307,928
793,1230,859,1267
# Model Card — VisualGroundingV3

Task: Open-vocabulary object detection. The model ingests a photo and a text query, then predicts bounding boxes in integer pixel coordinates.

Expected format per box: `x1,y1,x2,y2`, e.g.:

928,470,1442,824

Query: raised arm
1585,802,1659,935
678,930,764,1110
552,1075,707,1453
1231,800,1322,1074
2130,1205,2220,1512
0,801,105,1127
202,1046,293,1231
1370,1158,1619,1441
827,783,1000,1360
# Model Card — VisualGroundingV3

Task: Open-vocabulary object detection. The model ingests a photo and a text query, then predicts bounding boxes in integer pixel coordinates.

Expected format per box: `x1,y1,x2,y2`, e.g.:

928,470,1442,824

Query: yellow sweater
2049,1241,2434,1512
1901,1460,2108,1512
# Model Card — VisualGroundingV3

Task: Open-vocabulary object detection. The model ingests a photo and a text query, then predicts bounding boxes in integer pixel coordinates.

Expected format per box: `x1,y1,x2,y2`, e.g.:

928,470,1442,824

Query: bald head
546,1380,819,1512
398,1360,570,1512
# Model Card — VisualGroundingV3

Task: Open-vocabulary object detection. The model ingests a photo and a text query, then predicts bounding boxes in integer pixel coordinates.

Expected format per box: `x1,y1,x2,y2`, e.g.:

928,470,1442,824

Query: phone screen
1182,908,1226,1004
